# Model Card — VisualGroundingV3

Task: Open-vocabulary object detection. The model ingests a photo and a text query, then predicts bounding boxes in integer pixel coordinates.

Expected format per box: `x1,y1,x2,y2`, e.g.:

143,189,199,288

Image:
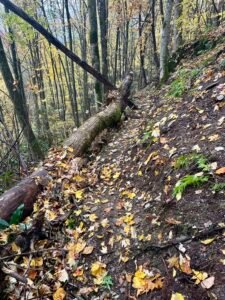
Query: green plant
211,182,225,192
0,204,24,230
141,131,153,144
101,274,113,290
168,68,201,98
174,153,210,171
173,174,209,200
169,78,186,97
0,171,14,188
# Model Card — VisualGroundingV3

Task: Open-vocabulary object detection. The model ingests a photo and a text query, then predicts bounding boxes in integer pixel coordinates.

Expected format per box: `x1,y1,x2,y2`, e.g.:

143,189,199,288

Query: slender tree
88,0,103,105
0,36,43,159
159,0,174,81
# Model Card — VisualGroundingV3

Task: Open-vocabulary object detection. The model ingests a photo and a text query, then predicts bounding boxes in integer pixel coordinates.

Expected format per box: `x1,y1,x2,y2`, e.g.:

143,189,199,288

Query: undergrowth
211,182,225,192
173,152,210,199
168,68,201,97
174,153,210,172
173,174,209,200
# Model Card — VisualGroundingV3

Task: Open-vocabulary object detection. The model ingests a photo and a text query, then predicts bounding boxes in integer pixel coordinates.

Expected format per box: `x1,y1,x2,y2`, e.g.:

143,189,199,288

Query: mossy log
0,73,133,221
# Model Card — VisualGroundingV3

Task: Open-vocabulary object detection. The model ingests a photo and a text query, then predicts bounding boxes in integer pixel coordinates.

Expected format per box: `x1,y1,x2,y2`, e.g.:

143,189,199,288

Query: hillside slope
2,28,225,300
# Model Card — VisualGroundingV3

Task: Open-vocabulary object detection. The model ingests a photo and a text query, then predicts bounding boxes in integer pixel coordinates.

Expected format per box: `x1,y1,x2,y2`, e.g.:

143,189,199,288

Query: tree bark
88,0,103,105
173,0,183,51
159,0,174,82
0,73,133,221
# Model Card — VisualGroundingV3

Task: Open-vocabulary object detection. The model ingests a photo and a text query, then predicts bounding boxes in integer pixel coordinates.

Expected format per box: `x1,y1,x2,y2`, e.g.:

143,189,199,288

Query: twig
0,247,64,261
2,265,28,284
133,225,225,257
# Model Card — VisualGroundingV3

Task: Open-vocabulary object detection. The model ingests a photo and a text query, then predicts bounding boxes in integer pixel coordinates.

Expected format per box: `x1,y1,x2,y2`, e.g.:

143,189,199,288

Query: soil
2,29,225,300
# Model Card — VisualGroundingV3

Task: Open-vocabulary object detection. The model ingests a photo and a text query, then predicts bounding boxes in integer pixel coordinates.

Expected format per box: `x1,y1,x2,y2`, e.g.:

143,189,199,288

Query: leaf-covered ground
2,28,225,300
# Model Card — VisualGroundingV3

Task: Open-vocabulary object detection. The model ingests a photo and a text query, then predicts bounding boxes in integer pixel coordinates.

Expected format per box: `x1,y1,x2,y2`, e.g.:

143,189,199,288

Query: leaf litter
2,30,225,300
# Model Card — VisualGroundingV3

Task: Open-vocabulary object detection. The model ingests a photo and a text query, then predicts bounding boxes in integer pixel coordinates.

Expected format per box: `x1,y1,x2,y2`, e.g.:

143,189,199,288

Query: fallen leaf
200,238,215,245
121,190,136,199
83,245,94,255
201,276,215,289
91,261,106,278
58,269,69,282
53,287,66,300
75,189,84,199
165,218,181,225
171,292,185,300
192,270,208,284
215,167,225,175
30,257,43,267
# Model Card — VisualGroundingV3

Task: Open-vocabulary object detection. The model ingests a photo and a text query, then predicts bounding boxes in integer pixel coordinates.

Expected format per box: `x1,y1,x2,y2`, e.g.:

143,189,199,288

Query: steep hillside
1,28,225,300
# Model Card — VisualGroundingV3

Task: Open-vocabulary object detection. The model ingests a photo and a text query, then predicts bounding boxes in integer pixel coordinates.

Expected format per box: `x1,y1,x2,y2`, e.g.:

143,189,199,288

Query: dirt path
2,41,225,299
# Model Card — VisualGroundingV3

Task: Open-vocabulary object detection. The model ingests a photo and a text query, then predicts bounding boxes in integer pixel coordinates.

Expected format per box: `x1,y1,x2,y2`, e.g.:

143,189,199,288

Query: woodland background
0,0,224,192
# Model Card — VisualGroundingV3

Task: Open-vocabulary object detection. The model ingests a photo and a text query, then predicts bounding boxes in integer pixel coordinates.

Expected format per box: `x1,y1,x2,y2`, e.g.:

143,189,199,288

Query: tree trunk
88,0,103,105
0,36,43,160
97,0,109,89
173,0,183,51
160,0,174,82
65,0,80,126
0,73,133,221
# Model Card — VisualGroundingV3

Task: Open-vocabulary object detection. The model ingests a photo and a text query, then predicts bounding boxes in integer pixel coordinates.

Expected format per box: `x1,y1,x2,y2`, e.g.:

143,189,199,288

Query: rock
216,94,224,101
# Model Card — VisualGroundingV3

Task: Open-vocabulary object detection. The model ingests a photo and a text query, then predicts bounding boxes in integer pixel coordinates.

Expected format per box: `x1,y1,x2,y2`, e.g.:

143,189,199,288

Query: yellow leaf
89,214,98,222
113,172,120,179
122,213,135,225
11,242,21,253
101,218,109,228
100,166,112,181
192,270,208,284
171,292,185,300
132,266,164,295
30,257,43,267
75,189,84,200
208,134,220,142
66,146,74,153
200,238,215,245
132,276,146,289
45,210,57,221
121,190,136,199
167,255,179,269
53,287,66,300
73,175,85,182
144,151,158,165
91,261,106,278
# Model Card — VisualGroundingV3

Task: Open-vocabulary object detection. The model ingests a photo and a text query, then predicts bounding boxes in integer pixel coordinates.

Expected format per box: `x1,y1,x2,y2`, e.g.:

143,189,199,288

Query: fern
174,153,210,172
211,183,225,192
173,174,209,200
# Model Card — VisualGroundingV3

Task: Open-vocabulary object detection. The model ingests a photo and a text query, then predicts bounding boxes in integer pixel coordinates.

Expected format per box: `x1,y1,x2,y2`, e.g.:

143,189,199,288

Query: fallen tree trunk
0,169,48,220
0,73,133,220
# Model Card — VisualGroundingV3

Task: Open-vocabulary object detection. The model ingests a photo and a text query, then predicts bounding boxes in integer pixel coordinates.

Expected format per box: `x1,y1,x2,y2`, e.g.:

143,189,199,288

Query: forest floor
2,28,225,300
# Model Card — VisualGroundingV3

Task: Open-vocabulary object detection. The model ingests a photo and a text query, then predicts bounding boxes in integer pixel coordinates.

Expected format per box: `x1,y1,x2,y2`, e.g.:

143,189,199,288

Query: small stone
216,95,224,101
